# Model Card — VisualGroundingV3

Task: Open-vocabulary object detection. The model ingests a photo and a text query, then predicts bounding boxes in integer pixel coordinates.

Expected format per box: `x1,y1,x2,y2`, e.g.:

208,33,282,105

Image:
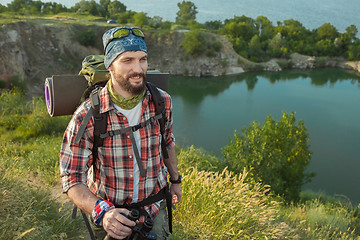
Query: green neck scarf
108,81,145,110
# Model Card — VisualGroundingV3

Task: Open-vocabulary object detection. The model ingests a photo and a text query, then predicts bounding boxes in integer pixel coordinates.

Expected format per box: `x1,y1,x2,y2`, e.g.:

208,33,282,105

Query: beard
113,71,146,95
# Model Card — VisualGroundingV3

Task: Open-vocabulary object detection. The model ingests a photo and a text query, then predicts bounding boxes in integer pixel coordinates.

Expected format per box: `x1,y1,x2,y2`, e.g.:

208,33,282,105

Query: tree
133,12,148,28
268,32,287,58
99,0,111,16
203,20,223,30
316,23,339,40
222,112,314,202
0,4,5,13
256,16,275,41
148,16,163,29
176,0,197,25
222,16,258,42
347,41,360,60
107,0,126,18
71,0,102,16
248,35,263,62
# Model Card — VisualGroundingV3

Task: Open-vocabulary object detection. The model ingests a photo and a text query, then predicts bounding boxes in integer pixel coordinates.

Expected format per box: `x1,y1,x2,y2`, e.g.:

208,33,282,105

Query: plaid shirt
60,84,175,218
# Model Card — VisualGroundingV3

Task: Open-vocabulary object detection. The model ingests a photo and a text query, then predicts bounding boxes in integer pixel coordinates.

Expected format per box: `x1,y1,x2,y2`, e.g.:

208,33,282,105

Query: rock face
290,53,316,69
0,22,102,95
146,32,245,77
345,61,360,72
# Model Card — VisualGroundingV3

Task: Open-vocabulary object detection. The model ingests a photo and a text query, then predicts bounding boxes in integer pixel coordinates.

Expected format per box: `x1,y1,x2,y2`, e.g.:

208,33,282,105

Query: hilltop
1,18,360,97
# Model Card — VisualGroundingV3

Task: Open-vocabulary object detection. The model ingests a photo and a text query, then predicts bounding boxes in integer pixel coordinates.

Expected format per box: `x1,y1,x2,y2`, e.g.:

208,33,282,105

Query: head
102,26,148,97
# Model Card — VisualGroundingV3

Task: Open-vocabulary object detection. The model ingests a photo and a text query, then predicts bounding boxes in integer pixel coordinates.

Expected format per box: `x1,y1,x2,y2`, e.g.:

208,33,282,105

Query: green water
168,69,360,204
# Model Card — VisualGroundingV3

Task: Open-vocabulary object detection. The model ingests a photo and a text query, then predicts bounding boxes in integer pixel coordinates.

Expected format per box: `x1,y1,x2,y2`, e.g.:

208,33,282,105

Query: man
60,26,182,240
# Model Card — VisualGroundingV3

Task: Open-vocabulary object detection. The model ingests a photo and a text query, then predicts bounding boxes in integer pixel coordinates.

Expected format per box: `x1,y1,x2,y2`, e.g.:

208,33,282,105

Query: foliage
180,29,206,56
177,145,225,173
133,11,148,28
76,29,97,47
181,30,222,57
221,14,360,61
107,0,126,19
222,112,314,202
0,89,70,141
5,0,67,15
176,0,198,25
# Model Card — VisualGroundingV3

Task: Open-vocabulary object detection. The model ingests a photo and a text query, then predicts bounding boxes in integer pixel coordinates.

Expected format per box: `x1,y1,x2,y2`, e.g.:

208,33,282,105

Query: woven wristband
92,199,115,226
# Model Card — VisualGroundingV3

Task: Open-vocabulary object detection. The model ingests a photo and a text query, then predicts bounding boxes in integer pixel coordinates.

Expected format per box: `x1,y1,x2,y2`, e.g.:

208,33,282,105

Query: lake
168,69,360,204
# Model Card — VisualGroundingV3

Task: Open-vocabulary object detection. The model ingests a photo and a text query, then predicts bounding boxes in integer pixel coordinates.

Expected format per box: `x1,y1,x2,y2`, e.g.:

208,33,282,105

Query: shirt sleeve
162,91,176,149
59,104,94,193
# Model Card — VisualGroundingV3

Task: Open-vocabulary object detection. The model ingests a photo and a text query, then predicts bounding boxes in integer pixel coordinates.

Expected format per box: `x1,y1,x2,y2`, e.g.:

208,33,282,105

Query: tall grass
173,168,298,239
174,146,360,239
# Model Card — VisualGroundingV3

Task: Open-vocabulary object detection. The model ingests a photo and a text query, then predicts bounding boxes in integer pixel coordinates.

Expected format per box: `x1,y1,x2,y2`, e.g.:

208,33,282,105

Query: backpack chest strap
99,113,163,138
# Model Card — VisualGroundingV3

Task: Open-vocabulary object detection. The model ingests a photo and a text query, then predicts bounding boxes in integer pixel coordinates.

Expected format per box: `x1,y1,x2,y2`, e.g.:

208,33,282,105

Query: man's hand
170,183,182,204
102,208,137,240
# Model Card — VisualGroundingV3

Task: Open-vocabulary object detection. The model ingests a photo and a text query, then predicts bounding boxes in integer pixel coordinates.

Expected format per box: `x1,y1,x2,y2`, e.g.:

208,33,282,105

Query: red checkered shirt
60,84,175,218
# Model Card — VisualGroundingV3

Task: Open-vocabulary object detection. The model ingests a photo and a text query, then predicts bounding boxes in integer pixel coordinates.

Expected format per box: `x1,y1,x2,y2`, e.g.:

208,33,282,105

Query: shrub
222,112,314,202
0,89,70,140
0,87,28,116
77,29,96,47
180,30,206,56
177,145,225,173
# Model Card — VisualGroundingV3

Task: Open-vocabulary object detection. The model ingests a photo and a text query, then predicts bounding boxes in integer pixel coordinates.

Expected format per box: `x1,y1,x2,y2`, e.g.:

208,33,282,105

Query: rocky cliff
0,21,359,97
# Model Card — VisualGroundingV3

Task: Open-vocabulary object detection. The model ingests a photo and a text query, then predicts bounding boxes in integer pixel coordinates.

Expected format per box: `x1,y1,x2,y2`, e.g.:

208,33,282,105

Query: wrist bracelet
92,199,115,226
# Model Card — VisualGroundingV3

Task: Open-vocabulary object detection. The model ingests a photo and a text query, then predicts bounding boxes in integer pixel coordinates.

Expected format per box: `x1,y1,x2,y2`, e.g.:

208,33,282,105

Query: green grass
0,12,108,26
0,166,82,239
1,89,359,239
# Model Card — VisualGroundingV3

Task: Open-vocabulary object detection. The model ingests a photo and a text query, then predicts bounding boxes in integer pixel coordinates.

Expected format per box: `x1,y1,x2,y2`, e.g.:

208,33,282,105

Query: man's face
109,51,148,97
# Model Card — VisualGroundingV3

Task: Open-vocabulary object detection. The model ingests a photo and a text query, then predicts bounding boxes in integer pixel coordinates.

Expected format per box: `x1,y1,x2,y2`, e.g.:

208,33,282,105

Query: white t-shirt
113,100,142,203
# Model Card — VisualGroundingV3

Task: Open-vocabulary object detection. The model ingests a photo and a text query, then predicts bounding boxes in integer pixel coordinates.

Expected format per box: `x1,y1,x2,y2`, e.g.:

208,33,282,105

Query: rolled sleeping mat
45,72,169,117
45,75,88,117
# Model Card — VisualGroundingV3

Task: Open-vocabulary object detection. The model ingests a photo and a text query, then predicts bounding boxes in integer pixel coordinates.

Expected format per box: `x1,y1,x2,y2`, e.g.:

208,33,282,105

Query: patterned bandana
107,80,145,110
102,27,147,69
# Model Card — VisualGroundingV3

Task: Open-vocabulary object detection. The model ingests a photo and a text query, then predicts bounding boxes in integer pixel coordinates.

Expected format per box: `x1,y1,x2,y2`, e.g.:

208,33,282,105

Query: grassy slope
1,89,359,239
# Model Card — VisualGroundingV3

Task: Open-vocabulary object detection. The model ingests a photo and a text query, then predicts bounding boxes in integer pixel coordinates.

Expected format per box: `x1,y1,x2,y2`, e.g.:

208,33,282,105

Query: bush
180,30,207,56
77,29,96,47
0,89,70,140
222,112,314,202
0,88,28,116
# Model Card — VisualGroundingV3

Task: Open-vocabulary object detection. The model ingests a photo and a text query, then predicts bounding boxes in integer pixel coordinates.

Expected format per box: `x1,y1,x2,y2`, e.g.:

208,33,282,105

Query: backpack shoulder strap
90,88,108,169
146,82,169,159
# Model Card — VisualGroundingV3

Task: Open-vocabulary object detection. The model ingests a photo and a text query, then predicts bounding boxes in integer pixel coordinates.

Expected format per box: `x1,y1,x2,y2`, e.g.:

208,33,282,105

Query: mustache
127,72,146,79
